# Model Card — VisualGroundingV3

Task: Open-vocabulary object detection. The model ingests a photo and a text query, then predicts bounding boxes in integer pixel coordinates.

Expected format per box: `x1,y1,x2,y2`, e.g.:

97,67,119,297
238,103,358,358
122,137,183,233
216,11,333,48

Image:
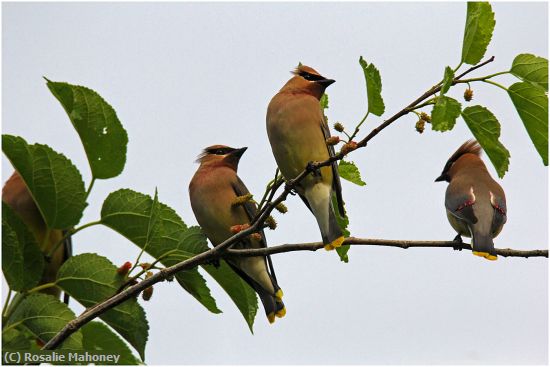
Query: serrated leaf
508,82,548,165
100,189,221,315
431,96,462,132
359,56,385,116
2,202,45,291
81,322,141,365
203,260,258,333
56,253,148,360
338,160,366,186
441,66,455,95
461,2,495,65
6,293,82,350
510,54,548,91
332,195,350,262
320,93,329,110
46,79,128,179
2,135,87,229
461,106,510,177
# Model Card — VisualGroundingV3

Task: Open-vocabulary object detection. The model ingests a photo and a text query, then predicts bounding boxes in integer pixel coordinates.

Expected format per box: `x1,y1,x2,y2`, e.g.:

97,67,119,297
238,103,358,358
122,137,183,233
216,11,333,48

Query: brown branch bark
42,55,513,352
226,237,548,258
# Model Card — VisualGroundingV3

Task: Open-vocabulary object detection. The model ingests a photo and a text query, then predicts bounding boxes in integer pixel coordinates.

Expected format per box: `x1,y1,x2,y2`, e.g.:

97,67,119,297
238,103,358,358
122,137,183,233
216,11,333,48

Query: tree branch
42,55,503,351
226,237,548,258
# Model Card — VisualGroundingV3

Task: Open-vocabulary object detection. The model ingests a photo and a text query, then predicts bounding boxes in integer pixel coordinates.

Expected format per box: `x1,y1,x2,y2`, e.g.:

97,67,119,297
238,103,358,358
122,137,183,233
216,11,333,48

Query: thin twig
226,237,548,258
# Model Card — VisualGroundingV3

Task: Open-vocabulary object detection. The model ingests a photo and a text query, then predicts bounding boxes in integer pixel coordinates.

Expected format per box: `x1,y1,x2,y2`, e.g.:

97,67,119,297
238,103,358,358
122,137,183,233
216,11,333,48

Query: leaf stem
46,220,102,258
27,282,57,294
408,98,437,111
2,288,13,319
84,178,96,202
453,61,464,73
2,293,25,325
349,111,369,142
482,79,509,91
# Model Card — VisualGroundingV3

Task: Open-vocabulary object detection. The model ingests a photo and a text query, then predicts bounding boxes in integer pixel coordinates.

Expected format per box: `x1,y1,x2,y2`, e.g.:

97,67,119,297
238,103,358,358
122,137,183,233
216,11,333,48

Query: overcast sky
2,2,548,365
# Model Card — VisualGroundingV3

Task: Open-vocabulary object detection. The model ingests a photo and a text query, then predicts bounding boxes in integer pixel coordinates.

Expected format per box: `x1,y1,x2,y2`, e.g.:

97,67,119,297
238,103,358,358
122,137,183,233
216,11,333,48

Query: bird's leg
452,234,464,251
306,161,321,177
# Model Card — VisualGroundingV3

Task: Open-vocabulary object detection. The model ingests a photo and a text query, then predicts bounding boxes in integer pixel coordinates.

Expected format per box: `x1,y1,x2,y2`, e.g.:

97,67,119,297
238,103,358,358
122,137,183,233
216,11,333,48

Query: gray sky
2,2,548,364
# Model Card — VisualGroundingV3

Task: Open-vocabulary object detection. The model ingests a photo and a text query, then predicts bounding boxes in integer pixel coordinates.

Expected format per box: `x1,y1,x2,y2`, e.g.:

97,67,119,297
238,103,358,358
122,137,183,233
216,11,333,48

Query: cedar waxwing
435,140,507,261
266,65,345,251
188,145,285,323
2,171,72,300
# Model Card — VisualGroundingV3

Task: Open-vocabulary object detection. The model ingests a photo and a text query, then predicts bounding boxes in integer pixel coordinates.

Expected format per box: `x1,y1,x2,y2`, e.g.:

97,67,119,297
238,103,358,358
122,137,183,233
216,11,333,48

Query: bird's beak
233,147,248,158
318,78,335,87
434,173,447,182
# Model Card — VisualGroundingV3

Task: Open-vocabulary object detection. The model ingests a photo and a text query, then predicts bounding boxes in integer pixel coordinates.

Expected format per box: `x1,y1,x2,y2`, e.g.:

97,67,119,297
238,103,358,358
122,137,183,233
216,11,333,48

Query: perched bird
2,171,72,300
435,140,507,260
189,145,285,323
266,64,345,251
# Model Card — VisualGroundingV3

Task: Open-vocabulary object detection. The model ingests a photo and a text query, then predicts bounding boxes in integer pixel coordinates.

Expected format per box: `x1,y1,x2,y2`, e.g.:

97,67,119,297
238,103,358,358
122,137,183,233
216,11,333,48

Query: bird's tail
257,285,286,324
304,184,344,251
227,262,286,323
471,231,498,261
322,202,344,251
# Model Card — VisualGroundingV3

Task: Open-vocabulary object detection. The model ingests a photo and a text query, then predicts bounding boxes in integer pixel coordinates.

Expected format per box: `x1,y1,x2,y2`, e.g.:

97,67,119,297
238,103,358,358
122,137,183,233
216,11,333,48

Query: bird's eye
216,149,225,155
300,72,324,82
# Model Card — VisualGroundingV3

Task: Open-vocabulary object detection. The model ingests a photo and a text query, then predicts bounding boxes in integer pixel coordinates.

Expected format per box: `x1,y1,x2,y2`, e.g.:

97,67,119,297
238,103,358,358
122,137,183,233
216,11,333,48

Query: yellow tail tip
472,251,498,261
324,244,335,251
330,236,345,249
267,313,276,324
275,289,284,301
276,307,286,318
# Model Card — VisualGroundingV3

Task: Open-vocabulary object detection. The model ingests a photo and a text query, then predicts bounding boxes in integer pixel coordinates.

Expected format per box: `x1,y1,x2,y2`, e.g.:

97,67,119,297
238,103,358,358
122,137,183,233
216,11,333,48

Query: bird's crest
448,139,482,163
292,64,321,76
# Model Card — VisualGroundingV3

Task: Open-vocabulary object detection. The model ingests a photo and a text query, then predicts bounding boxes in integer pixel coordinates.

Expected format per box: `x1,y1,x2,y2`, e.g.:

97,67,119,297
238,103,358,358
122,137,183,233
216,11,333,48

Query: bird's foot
306,161,321,176
284,182,297,195
453,234,464,251
206,259,221,268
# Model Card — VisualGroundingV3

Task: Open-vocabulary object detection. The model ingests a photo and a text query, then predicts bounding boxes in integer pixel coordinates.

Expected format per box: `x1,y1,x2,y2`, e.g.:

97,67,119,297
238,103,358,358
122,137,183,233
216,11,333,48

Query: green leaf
441,66,455,95
2,202,45,291
100,189,221,314
2,327,32,350
359,56,385,116
332,195,350,262
461,2,495,65
508,82,548,165
56,253,148,360
46,79,128,179
461,106,510,177
338,160,366,186
2,135,87,229
510,54,548,91
320,93,329,110
431,96,462,132
7,293,83,350
203,260,258,333
81,322,141,365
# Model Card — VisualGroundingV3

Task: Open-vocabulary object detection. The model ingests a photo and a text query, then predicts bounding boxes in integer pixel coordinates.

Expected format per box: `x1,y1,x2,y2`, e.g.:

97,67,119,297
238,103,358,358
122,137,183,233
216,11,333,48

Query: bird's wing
231,176,278,282
319,116,345,216
490,191,507,234
445,188,478,225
